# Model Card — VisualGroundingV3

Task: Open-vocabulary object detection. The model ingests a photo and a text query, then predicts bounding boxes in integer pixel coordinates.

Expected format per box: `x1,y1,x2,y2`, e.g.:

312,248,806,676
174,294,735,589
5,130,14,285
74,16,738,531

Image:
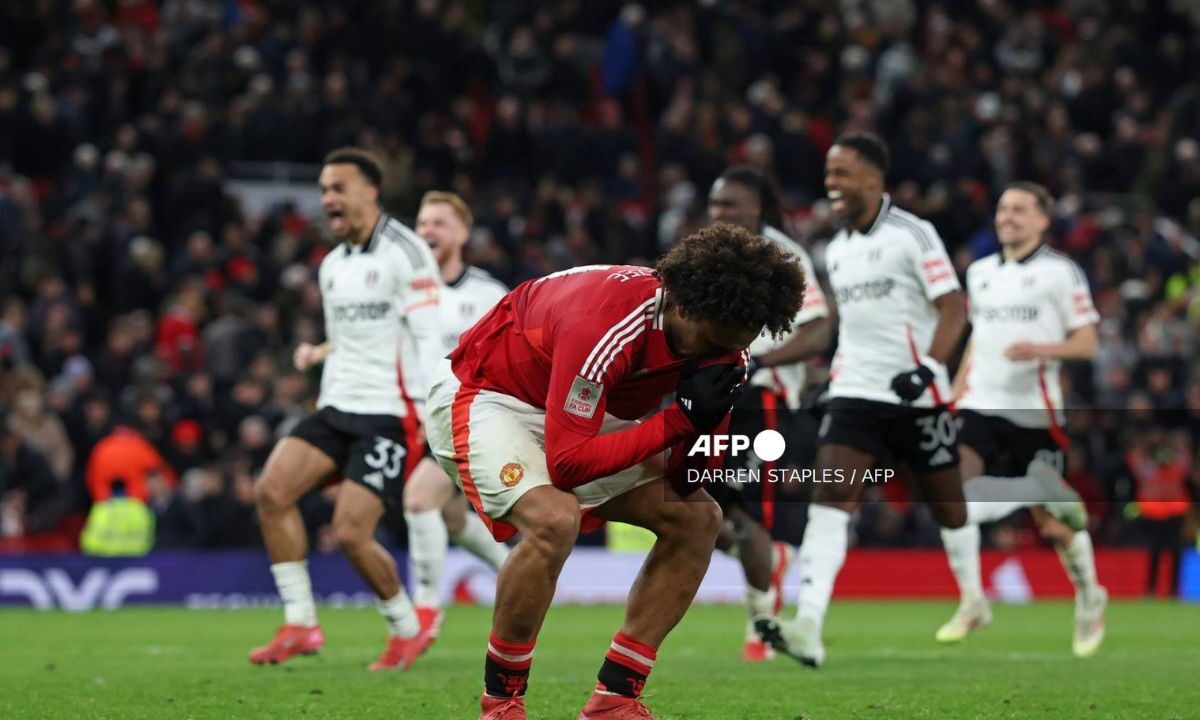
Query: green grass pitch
2,601,1196,719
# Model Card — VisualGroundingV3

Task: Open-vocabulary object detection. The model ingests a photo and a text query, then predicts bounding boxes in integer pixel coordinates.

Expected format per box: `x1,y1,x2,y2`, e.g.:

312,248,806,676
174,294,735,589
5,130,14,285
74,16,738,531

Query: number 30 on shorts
365,436,407,480
916,412,957,451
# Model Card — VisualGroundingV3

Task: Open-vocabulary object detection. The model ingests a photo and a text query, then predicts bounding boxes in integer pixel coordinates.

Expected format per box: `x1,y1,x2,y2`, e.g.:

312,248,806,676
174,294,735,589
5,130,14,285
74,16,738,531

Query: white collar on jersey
446,266,472,288
1003,242,1050,265
342,212,387,256
842,194,891,238
860,193,891,236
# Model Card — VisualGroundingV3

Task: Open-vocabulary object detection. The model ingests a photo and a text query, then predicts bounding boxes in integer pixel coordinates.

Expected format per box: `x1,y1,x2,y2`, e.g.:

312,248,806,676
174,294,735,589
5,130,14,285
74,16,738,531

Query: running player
402,191,510,657
756,133,1084,667
425,224,805,719
706,166,831,661
938,182,1107,656
248,148,442,671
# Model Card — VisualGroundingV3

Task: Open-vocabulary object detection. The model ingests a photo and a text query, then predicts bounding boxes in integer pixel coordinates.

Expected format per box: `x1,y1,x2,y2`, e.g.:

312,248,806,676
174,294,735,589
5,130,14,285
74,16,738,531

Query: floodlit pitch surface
2,602,1195,719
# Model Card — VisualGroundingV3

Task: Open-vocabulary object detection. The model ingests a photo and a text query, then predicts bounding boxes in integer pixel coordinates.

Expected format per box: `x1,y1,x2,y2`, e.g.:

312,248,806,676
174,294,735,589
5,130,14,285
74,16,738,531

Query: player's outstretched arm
294,341,332,371
1005,323,1098,362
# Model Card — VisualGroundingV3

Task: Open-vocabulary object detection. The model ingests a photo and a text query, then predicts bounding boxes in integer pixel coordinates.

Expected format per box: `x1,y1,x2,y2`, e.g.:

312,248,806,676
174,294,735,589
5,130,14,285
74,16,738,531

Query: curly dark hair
656,222,805,339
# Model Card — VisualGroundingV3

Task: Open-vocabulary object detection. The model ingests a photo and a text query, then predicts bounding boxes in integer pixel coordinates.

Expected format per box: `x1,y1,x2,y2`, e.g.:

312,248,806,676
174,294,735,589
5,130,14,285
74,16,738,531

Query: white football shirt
434,266,508,356
959,244,1099,427
747,225,829,408
825,195,961,407
317,214,442,417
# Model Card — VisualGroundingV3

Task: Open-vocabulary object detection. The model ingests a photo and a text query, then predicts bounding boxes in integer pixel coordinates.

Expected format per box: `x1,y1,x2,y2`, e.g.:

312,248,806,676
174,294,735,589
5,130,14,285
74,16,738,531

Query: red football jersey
449,265,744,489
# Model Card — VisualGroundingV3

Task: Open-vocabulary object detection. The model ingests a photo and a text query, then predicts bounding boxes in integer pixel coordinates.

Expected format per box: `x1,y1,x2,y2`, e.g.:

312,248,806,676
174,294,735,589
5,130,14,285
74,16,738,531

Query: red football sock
596,631,657,698
484,633,535,697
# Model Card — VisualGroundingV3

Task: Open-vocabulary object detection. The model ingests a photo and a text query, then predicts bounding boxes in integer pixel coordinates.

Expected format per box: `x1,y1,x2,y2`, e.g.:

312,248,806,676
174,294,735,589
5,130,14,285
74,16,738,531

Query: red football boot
479,693,527,719
414,606,444,656
368,634,423,671
741,637,775,662
248,624,324,665
577,691,656,719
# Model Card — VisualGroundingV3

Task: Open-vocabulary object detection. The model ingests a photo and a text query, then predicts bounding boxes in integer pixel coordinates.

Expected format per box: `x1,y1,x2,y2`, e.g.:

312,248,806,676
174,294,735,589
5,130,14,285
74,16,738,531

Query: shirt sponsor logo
835,278,895,304
564,375,603,419
922,257,953,284
332,302,392,321
976,305,1040,321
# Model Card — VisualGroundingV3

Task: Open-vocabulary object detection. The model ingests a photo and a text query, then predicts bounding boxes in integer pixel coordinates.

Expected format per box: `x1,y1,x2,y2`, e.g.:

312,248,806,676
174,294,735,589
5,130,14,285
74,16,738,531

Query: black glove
889,364,935,403
675,361,746,431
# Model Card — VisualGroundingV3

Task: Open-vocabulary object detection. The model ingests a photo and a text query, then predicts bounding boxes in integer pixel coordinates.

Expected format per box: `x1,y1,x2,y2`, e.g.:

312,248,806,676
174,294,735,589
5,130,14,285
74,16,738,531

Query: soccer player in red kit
424,224,805,719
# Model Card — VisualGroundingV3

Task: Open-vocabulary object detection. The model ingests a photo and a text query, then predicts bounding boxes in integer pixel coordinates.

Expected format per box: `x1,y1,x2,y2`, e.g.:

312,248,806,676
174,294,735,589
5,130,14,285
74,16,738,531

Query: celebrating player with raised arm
757,134,1085,668
938,182,1106,656
424,224,805,720
706,166,831,661
248,149,442,671
401,191,510,657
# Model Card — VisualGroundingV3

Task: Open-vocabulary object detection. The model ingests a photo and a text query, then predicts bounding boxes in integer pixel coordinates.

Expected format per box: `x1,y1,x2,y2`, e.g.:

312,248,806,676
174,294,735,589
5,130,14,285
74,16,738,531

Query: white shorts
425,359,666,541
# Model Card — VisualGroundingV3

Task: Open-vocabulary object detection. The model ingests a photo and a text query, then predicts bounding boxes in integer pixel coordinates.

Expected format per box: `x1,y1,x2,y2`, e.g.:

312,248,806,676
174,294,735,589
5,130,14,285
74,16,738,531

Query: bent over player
425,224,805,719
249,149,442,670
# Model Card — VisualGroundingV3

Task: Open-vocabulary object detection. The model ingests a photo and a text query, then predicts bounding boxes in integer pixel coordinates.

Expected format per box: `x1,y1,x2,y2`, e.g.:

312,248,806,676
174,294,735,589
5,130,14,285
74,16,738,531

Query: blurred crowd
0,1,1197,561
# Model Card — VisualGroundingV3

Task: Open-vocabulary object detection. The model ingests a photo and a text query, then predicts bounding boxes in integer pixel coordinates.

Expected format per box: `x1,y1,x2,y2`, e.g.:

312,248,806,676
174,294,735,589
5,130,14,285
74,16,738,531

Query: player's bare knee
402,489,434,514
253,475,289,514
520,507,579,561
1036,519,1071,545
332,518,371,554
935,504,967,529
653,497,722,546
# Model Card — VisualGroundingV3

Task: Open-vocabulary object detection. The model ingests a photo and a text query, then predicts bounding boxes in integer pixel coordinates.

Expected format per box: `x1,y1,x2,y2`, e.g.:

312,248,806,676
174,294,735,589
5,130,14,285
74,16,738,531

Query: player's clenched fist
675,360,745,431
293,342,329,371
889,363,934,403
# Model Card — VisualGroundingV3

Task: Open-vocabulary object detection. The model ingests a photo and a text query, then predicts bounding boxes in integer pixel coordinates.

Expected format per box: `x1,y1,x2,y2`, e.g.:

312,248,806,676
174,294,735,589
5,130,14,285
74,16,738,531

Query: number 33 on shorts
363,436,407,490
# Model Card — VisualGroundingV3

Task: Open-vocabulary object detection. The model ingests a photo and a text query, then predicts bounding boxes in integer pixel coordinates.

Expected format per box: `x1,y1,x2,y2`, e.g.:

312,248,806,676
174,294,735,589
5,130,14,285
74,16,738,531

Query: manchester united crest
499,462,525,488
